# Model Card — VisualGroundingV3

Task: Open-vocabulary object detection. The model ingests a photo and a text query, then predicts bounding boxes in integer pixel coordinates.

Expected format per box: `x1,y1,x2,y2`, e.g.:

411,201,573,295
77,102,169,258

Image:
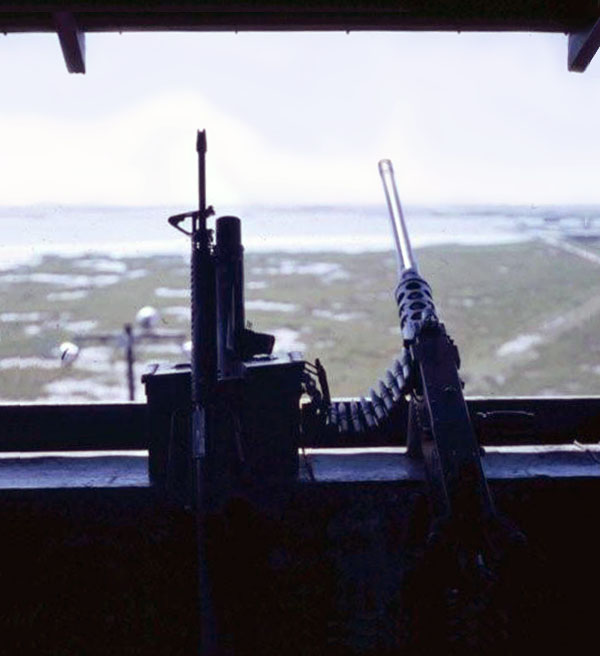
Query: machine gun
378,158,498,546
304,159,525,607
305,159,498,543
376,160,527,647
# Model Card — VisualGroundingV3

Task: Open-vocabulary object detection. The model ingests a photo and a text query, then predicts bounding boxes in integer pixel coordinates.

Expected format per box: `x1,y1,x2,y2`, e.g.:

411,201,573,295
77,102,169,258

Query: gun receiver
378,159,498,546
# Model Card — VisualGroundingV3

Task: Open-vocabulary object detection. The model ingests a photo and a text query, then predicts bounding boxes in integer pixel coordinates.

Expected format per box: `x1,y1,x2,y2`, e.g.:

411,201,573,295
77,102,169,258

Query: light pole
59,306,187,401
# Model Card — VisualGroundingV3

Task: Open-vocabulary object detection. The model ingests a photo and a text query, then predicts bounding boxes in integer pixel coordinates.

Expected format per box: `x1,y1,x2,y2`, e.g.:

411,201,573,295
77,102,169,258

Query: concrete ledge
1,445,599,491
301,445,600,483
0,452,148,489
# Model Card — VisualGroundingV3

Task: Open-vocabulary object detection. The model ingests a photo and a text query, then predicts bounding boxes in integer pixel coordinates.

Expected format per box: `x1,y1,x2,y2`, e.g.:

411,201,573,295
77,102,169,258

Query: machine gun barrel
378,159,417,275
379,159,437,343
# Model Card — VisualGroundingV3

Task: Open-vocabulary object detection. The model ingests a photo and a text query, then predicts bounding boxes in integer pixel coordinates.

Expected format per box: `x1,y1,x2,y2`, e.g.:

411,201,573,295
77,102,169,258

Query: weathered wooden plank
300,445,600,483
0,1,596,34
1,395,599,454
305,396,600,447
0,444,598,492
0,453,148,489
568,17,600,71
0,403,147,452
53,11,85,73
468,396,600,445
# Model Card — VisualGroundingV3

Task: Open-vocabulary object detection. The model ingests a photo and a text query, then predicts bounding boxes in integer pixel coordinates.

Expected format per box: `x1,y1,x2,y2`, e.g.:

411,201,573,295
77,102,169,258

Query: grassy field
2,238,600,401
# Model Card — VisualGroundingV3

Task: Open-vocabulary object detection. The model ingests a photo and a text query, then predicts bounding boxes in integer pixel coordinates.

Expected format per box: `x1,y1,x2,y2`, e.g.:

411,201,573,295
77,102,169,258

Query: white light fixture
135,306,160,330
59,341,80,366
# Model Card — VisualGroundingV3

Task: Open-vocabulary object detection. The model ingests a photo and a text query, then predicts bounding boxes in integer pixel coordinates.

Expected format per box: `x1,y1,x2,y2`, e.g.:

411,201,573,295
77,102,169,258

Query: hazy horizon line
2,201,600,211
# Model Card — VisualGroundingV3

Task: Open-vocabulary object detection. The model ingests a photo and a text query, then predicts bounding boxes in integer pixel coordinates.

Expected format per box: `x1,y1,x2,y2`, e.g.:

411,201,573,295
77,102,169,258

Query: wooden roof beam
568,17,600,72
54,11,85,74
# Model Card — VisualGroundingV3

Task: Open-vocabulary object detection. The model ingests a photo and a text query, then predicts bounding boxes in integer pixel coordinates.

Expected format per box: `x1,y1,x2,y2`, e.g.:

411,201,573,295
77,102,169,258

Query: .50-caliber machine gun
377,158,510,558
306,160,524,555
300,158,526,651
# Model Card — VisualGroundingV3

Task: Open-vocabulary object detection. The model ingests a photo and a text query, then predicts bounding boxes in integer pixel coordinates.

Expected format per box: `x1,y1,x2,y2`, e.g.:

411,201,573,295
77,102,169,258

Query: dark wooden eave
0,2,598,34
1,2,599,72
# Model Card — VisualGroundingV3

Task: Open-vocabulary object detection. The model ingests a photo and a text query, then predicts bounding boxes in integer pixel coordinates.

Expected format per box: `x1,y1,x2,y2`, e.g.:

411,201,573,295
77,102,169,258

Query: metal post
124,323,135,402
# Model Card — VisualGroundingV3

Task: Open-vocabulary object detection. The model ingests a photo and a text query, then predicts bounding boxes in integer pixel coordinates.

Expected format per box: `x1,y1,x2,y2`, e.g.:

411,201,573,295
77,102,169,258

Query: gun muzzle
378,159,417,275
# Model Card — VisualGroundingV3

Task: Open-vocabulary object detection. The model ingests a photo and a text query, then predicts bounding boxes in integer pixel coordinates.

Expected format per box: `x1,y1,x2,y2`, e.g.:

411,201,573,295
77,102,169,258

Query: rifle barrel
196,130,207,234
378,159,417,275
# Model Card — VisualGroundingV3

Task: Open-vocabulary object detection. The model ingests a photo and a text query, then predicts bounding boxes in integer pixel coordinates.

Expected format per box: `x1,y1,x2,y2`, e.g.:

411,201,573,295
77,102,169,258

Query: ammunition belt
323,348,411,436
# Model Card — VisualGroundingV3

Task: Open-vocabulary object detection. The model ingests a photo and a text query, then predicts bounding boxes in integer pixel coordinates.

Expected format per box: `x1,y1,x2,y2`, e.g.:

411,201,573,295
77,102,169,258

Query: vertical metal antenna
378,159,418,274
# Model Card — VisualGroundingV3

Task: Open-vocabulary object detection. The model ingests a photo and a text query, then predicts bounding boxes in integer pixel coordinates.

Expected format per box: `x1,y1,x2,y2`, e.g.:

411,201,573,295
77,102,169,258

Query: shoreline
0,233,533,269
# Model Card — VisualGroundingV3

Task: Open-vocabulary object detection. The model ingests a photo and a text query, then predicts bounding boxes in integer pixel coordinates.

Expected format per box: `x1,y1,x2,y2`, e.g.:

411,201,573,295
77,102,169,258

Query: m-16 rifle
165,131,297,656
167,131,219,656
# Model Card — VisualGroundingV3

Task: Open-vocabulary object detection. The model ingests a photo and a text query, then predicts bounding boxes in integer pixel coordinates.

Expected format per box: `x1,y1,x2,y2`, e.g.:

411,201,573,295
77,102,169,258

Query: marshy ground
2,238,600,401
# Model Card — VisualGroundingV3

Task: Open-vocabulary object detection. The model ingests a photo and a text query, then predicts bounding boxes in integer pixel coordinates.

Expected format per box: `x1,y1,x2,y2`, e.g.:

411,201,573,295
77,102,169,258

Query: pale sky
1,30,599,207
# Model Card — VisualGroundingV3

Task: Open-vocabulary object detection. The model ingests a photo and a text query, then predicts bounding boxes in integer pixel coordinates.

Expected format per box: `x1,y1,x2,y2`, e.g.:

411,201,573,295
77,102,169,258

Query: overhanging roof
1,2,599,73
0,1,598,33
